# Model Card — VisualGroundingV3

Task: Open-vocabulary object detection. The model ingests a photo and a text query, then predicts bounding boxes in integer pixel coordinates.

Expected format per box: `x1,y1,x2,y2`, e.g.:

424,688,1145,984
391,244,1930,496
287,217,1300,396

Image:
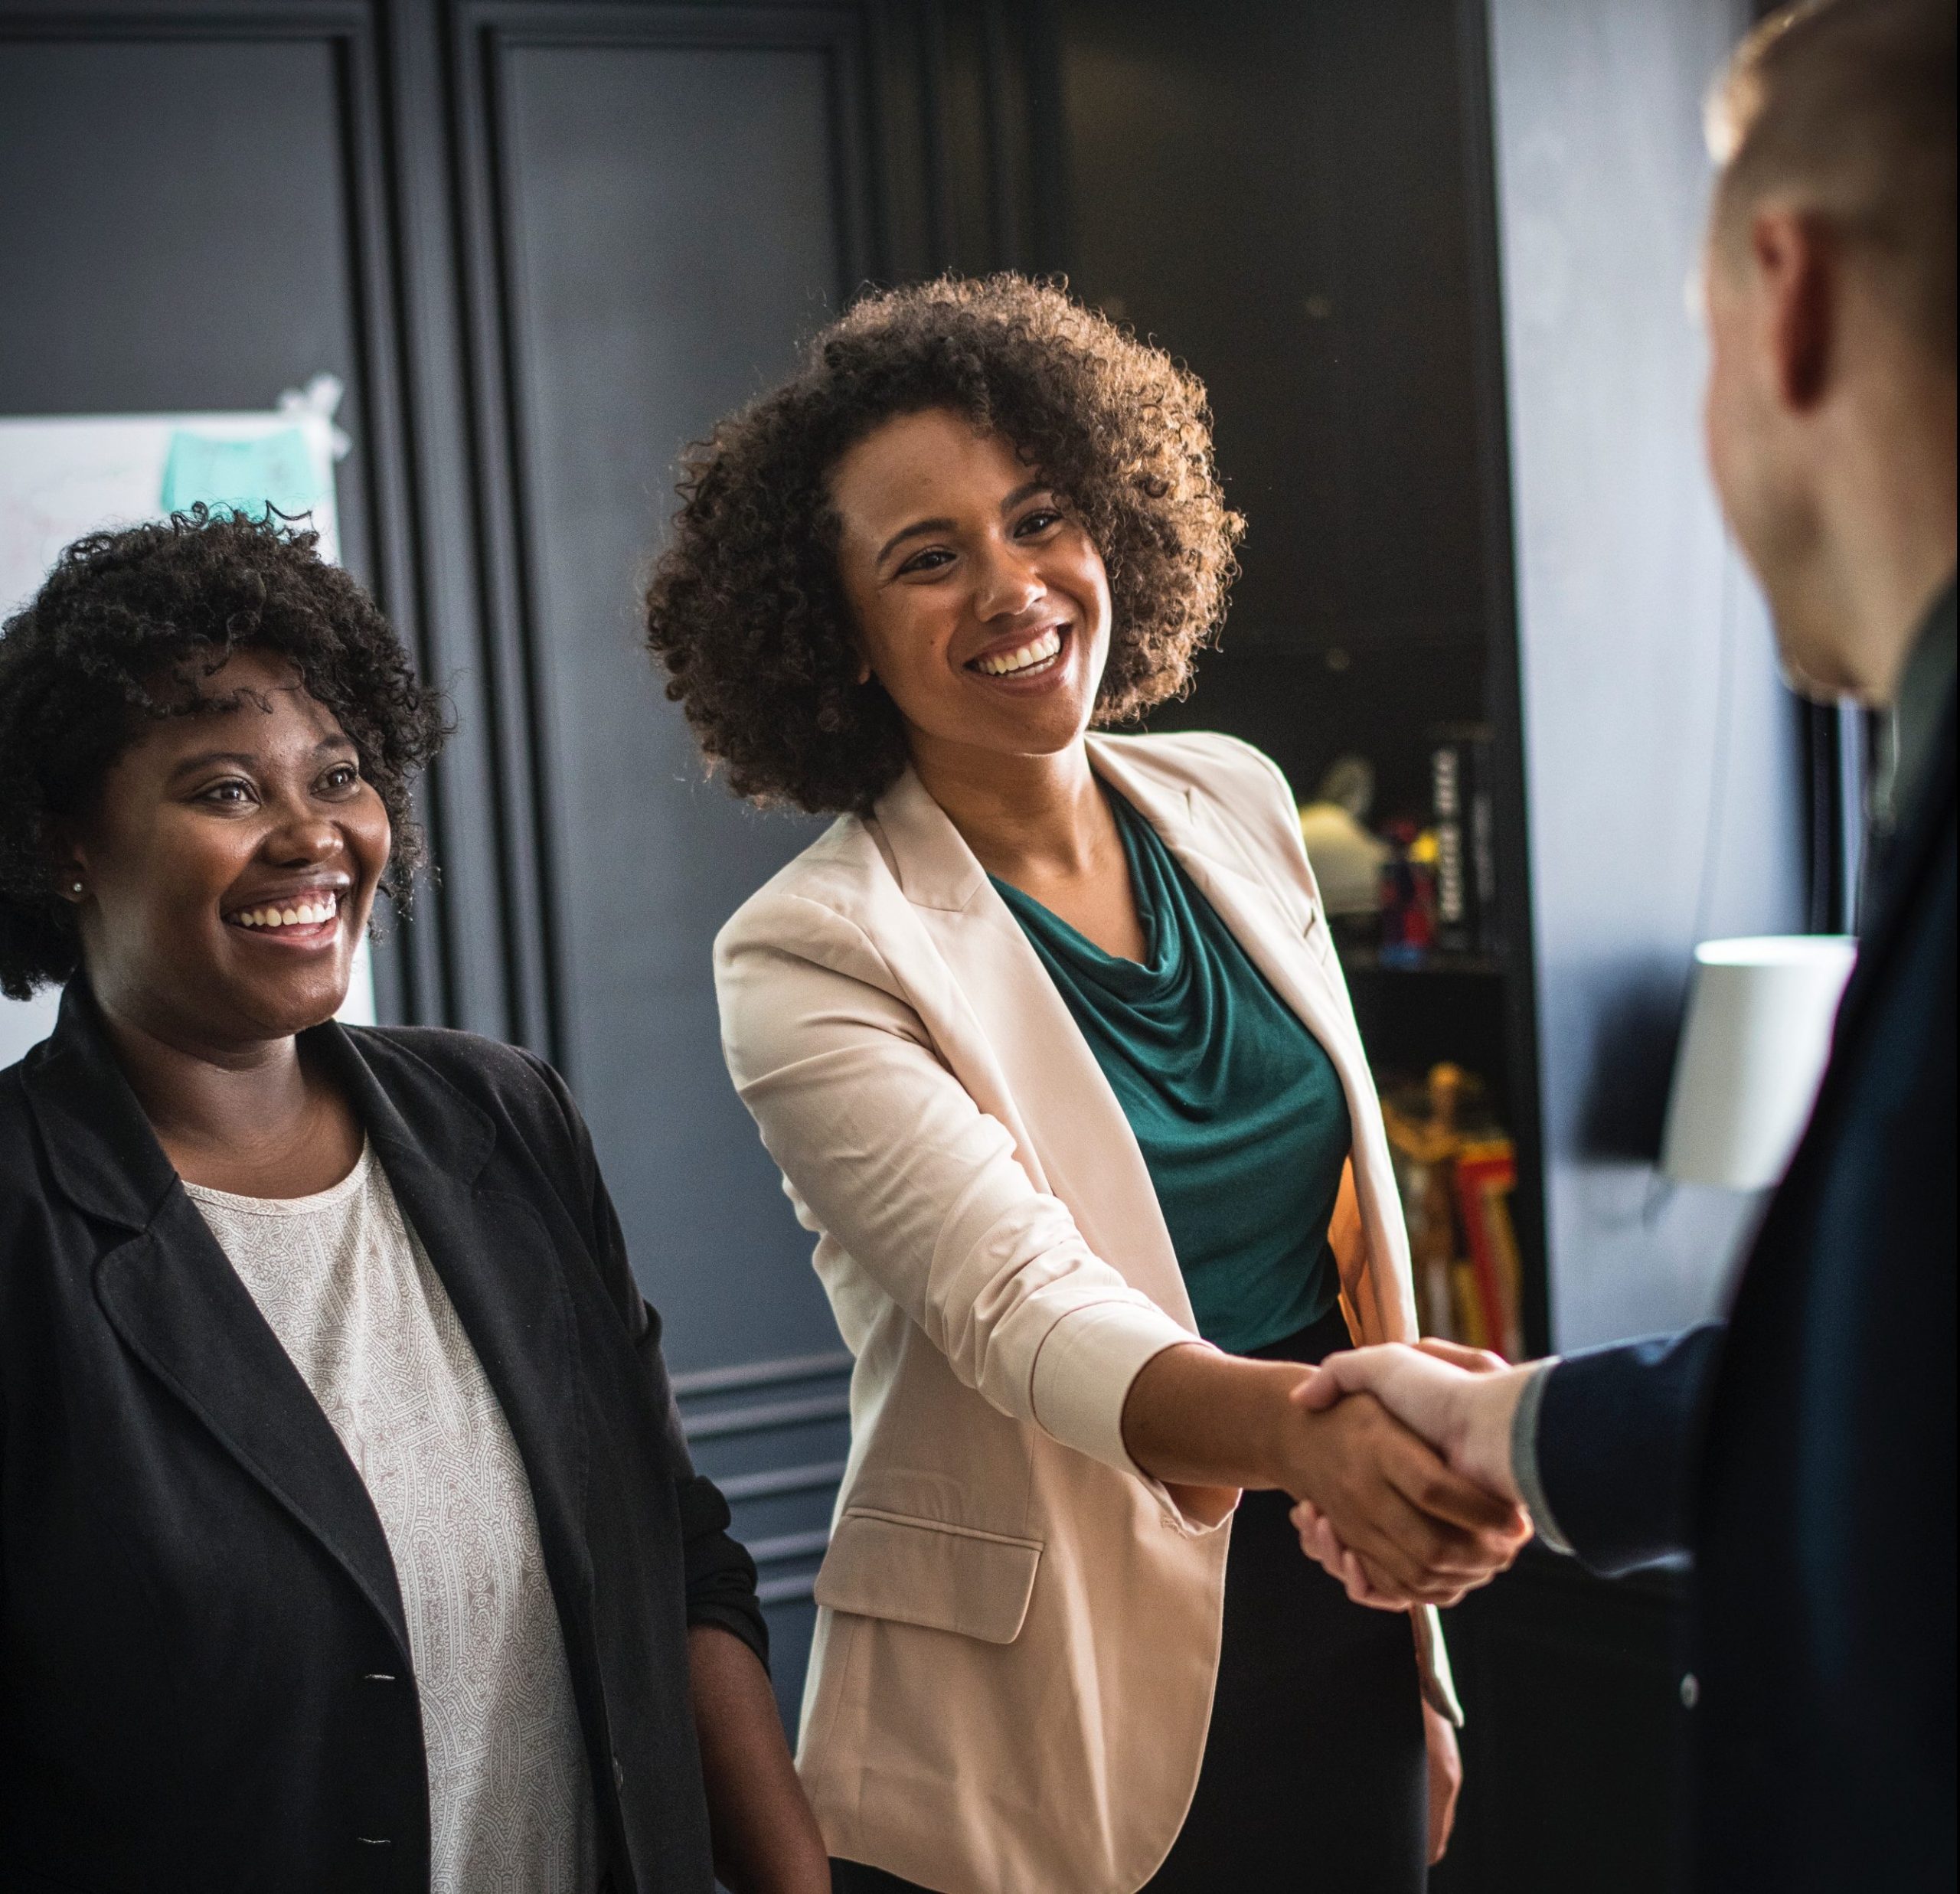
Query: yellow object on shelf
1380,1063,1524,1357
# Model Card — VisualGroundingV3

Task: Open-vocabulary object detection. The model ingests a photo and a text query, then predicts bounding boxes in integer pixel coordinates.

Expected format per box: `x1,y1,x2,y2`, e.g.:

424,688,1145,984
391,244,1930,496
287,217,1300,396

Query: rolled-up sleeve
673,1469,769,1666
630,1269,769,1667
523,1046,771,1667
716,893,1204,1491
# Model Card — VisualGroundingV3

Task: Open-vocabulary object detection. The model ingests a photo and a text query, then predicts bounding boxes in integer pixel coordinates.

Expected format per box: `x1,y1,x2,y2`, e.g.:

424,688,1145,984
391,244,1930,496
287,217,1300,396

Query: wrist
1123,1344,1309,1493
1260,1363,1327,1494
1455,1366,1534,1499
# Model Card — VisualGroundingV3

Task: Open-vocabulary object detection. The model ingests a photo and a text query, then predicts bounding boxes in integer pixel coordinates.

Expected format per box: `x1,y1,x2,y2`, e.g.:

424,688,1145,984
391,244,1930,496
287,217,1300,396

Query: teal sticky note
159,427,325,523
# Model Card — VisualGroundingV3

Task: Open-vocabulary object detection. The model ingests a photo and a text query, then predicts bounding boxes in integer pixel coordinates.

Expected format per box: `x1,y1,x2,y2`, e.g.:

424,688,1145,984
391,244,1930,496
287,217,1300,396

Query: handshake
1282,1340,1545,1609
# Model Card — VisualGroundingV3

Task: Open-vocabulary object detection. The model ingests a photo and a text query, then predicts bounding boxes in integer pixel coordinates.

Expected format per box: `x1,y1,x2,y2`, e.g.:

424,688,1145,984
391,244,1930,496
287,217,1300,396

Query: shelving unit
1073,0,1550,1356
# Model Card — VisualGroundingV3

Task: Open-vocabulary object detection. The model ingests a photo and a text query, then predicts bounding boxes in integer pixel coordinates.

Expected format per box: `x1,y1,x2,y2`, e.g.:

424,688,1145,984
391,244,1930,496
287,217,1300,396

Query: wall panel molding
446,0,879,1067
0,0,454,1027
675,1352,854,1621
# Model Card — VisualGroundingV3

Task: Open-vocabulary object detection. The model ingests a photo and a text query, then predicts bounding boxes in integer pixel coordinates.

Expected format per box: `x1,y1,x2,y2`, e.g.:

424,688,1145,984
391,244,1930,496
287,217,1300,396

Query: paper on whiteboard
0,396,371,1066
0,406,339,616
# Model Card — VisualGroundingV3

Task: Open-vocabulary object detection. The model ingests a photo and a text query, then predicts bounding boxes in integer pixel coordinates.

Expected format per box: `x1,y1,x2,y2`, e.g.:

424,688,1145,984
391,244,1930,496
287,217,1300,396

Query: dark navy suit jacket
0,989,765,1892
1536,612,1956,1891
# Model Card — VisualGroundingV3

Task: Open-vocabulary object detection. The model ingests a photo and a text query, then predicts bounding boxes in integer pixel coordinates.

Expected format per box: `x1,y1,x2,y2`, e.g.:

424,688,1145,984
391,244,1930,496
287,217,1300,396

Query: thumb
1416,1336,1509,1375
1289,1354,1368,1411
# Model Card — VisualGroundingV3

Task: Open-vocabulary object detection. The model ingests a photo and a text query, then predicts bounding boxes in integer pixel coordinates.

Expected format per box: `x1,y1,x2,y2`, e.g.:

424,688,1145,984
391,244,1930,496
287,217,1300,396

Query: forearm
1120,1339,1307,1496
1531,1324,1723,1572
688,1625,828,1894
1131,1340,1533,1602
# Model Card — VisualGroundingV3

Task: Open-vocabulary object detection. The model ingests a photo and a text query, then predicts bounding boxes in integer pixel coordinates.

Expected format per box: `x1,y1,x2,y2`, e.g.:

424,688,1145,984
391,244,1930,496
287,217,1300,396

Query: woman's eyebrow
874,516,956,569
874,482,1053,570
165,736,353,782
165,749,262,782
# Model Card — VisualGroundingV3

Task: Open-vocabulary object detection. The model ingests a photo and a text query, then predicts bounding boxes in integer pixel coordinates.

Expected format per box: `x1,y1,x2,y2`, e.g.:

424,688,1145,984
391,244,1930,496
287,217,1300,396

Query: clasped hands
1285,1340,1540,1608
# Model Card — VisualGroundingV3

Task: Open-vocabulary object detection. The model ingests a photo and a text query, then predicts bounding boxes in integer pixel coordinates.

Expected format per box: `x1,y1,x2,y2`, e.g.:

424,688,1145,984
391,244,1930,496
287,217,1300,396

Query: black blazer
1536,655,1956,1889
0,987,765,1893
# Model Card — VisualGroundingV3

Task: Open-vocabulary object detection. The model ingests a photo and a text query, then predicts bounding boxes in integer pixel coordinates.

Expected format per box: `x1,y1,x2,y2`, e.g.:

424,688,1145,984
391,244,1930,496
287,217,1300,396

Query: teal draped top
991,790,1349,1354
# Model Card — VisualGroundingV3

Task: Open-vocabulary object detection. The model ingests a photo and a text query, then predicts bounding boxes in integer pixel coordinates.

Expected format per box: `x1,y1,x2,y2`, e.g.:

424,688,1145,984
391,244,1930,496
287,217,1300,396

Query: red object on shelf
1453,1142,1523,1360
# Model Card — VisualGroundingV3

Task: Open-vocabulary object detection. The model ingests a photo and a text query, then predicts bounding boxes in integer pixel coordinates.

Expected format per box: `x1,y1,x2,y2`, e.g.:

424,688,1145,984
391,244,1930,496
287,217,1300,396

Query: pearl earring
70,881,83,896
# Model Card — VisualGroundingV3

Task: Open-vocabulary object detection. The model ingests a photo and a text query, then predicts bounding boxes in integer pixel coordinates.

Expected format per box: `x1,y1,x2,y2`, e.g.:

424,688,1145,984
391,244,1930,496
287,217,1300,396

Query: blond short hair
1710,0,1955,362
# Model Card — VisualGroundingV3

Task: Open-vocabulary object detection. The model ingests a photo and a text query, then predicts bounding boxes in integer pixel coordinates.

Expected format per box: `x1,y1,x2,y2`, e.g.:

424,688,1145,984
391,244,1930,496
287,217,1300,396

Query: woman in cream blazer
646,277,1527,1893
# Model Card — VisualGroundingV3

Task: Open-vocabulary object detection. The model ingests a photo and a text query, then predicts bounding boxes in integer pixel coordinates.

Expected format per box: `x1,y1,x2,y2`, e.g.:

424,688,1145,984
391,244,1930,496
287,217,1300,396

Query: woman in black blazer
0,511,828,1893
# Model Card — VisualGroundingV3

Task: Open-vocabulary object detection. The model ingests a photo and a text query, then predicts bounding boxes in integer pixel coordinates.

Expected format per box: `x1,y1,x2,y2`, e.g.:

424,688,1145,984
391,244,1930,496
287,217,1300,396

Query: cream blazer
714,731,1458,1894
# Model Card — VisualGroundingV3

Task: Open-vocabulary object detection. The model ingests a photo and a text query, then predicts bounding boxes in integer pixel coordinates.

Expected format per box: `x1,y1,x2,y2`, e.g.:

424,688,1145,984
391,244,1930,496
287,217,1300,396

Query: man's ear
1753,207,1835,413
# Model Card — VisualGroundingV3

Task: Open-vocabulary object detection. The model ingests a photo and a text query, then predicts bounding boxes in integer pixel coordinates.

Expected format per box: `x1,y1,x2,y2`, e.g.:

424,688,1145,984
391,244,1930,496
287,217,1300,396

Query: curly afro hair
643,274,1244,814
0,507,448,1001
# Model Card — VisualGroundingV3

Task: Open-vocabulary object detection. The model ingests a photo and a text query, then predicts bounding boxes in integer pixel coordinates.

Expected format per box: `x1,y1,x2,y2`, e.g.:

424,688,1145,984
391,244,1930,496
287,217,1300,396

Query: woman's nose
264,808,345,865
972,539,1045,620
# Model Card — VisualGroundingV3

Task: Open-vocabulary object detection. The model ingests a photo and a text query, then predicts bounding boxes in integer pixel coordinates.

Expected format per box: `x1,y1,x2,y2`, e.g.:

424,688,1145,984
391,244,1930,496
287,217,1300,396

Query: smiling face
64,648,390,1052
828,407,1114,776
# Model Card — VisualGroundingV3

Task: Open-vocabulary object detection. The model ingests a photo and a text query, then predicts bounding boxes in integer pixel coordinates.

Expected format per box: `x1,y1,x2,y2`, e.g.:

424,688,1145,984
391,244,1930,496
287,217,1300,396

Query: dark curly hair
0,508,448,1001
644,274,1244,813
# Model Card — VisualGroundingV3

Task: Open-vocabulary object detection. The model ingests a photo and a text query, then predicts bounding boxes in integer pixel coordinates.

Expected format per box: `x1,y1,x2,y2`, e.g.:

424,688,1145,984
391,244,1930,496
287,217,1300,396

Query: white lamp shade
1660,936,1857,1190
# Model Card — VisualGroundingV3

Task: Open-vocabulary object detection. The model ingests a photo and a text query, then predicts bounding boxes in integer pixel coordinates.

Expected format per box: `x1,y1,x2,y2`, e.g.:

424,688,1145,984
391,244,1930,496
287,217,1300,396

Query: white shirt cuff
1511,1358,1574,1555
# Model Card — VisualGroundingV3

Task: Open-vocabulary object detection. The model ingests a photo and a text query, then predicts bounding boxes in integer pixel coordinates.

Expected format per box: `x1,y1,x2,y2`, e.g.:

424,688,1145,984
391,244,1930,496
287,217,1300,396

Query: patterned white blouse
187,1143,596,1893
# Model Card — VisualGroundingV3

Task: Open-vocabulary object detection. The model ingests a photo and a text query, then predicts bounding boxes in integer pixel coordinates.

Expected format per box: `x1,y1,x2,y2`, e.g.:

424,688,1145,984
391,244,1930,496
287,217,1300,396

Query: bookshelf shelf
1339,950,1507,979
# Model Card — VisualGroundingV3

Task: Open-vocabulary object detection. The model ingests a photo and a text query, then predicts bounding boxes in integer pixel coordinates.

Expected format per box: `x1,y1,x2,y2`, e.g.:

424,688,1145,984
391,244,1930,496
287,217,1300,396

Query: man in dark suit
1293,1,1955,1889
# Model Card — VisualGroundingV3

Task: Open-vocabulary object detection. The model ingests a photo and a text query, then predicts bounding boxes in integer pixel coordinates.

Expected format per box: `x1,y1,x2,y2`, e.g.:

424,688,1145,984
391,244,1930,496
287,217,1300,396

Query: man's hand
1288,1340,1549,1602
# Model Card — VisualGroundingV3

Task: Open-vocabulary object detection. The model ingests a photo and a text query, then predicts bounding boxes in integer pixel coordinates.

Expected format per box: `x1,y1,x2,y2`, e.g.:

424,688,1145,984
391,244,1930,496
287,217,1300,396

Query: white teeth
232,893,339,930
975,628,1063,677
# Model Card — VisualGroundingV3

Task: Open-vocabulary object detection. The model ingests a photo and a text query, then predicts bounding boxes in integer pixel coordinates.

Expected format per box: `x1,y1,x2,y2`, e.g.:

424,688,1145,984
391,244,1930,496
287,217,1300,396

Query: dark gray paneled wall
0,0,981,1723
0,18,419,1047
1056,0,1490,655
1486,0,1807,1348
488,32,847,1368
8,0,1774,1755
0,37,374,572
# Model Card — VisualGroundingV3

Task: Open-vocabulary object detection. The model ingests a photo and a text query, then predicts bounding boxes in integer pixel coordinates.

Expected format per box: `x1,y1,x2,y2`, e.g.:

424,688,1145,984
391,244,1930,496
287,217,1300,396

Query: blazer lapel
870,769,1196,1328
1089,738,1420,1342
1838,683,1954,1047
95,1207,414,1657
28,988,412,1658
1791,682,1955,1202
319,1029,597,1638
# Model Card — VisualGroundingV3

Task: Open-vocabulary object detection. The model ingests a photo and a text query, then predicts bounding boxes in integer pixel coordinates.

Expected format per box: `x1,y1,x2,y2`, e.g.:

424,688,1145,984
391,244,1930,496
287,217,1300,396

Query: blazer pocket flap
813,1510,1042,1645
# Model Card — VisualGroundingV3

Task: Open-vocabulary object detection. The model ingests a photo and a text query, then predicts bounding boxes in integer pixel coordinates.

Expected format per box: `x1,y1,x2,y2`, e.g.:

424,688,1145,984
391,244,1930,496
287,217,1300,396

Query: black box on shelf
1431,723,1498,958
